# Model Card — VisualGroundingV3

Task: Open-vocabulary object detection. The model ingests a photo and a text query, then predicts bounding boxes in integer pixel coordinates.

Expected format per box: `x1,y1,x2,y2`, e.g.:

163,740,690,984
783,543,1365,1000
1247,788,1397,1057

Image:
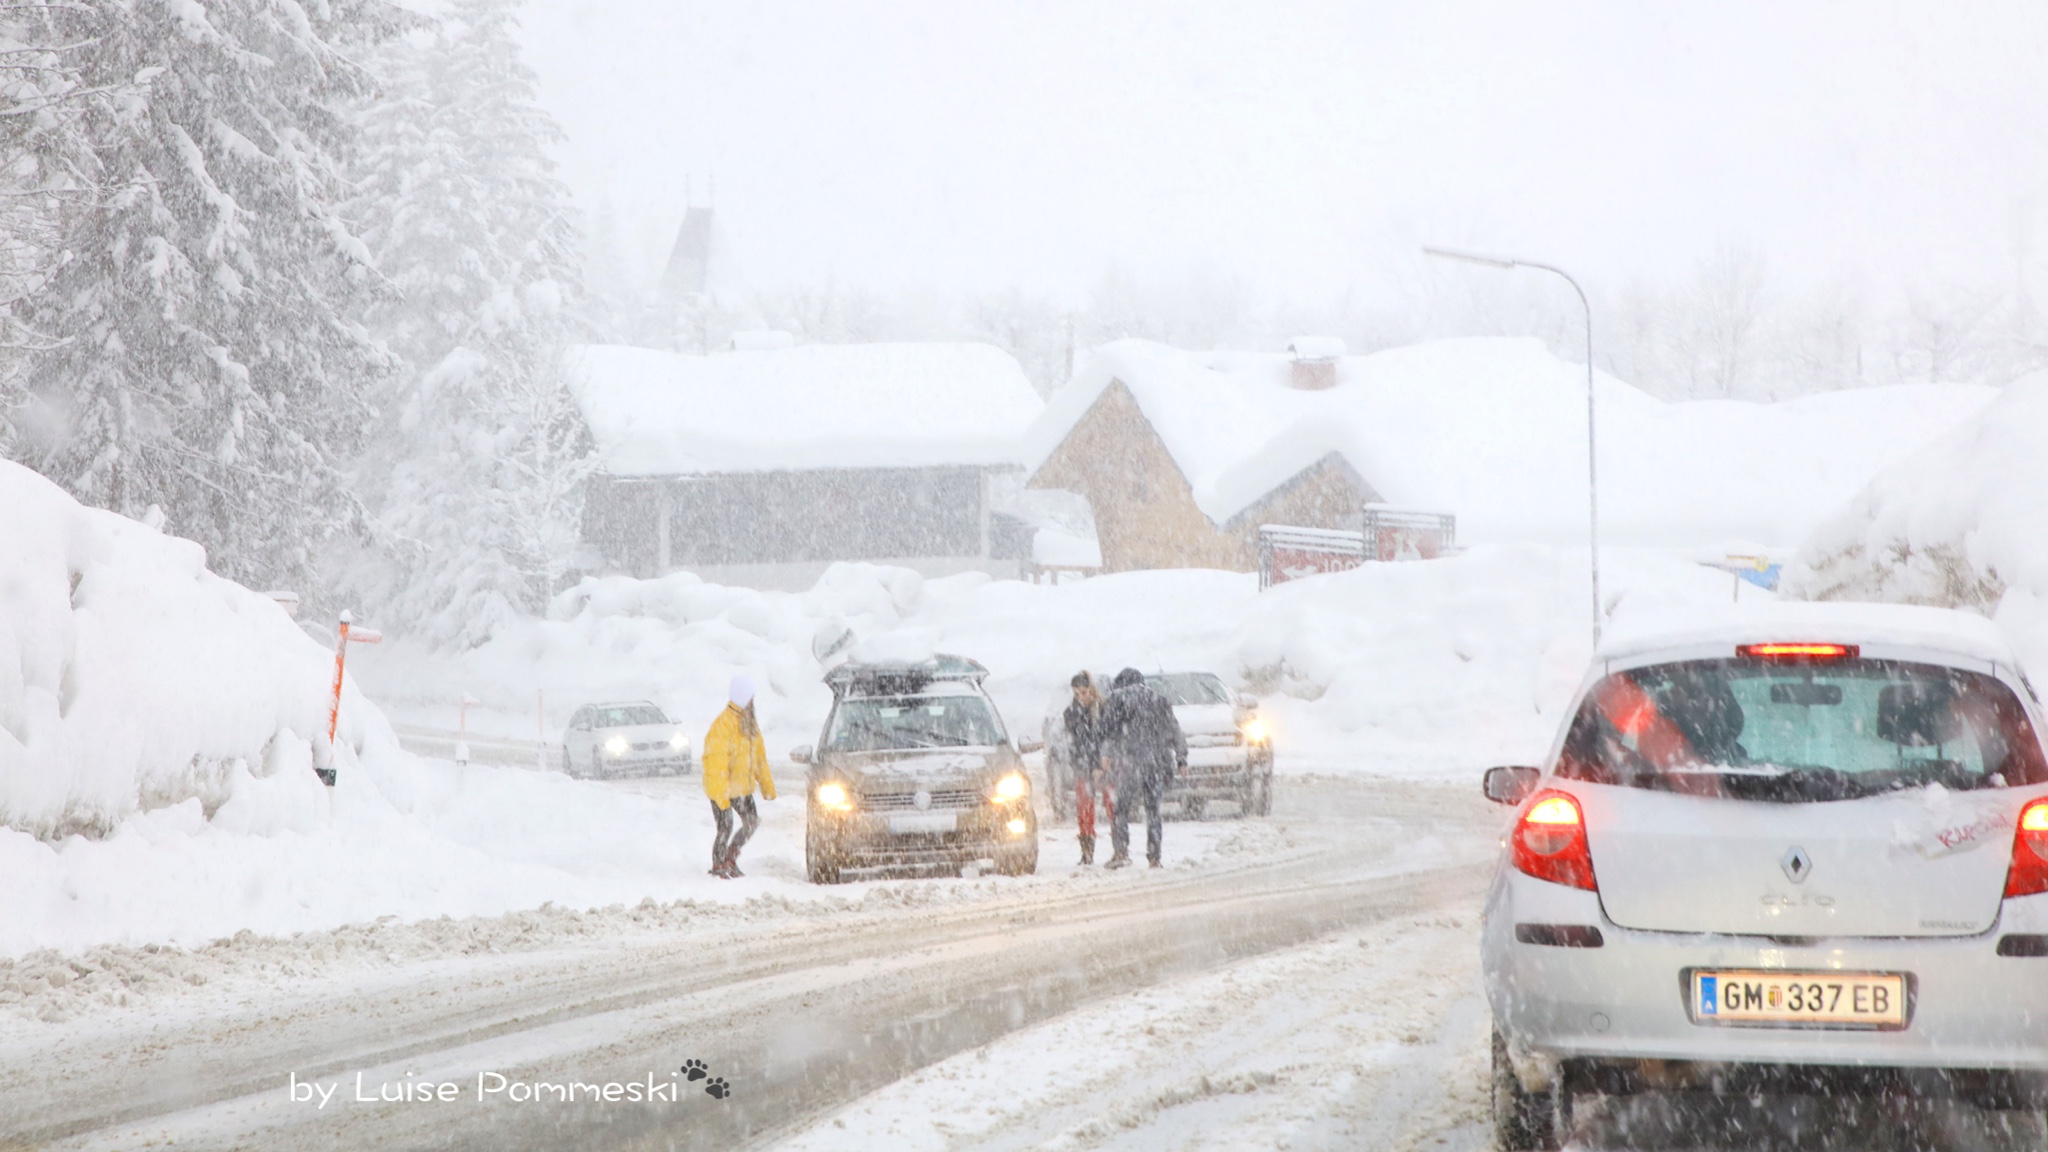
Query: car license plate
887,812,957,835
1690,969,1909,1028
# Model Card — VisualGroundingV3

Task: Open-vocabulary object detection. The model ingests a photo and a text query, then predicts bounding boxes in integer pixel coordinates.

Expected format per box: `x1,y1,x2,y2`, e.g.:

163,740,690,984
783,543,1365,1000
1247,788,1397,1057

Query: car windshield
594,705,666,727
824,693,1006,751
1556,658,2048,801
1144,673,1231,706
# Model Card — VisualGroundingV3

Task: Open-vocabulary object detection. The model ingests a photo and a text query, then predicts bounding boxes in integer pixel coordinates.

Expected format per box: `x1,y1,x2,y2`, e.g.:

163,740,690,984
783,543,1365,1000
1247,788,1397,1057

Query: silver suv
793,655,1040,883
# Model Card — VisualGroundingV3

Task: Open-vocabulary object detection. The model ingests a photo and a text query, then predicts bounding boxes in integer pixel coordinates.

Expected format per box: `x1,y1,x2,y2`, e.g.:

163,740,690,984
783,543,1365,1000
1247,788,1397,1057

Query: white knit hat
728,674,756,707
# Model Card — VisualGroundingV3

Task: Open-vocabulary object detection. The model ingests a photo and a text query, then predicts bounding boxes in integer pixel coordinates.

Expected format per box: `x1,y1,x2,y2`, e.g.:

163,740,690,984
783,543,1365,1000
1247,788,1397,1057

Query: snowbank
1787,372,2048,673
0,461,387,839
1025,337,1995,549
356,548,1750,781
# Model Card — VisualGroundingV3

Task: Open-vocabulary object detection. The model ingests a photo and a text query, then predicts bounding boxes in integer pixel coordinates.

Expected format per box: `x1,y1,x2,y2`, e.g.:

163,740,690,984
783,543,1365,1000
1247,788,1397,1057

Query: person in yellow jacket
703,674,776,878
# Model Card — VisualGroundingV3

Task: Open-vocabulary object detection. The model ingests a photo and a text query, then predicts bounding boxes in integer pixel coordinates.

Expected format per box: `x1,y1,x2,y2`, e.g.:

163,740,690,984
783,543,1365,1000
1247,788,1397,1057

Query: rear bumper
1484,869,2048,1075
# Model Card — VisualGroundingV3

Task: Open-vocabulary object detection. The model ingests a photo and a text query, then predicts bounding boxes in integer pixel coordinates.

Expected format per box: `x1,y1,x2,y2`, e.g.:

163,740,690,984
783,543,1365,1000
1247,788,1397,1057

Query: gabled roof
1023,338,1997,549
568,343,1043,476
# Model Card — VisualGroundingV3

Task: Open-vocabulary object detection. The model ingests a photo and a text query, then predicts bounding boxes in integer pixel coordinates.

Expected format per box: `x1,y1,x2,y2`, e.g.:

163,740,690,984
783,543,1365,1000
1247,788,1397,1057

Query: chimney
1286,337,1346,390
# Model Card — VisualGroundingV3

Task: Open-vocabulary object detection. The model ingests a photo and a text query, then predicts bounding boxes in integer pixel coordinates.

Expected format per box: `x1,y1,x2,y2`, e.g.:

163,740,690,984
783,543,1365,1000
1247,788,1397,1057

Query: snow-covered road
9,776,2039,1152
2,778,1493,1150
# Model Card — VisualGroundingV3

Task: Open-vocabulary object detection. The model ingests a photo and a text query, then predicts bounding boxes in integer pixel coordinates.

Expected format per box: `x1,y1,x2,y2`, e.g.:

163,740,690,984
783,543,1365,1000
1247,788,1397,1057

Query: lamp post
1422,246,1603,647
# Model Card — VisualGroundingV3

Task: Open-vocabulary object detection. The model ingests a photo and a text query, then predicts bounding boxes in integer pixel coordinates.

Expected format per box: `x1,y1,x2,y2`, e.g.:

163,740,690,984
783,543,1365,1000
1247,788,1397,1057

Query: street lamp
1422,246,1603,647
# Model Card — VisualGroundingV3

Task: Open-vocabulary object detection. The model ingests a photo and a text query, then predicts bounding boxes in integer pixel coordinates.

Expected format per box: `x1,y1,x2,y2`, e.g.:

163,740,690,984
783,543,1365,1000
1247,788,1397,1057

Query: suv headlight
603,735,629,755
993,772,1028,801
669,731,687,751
815,782,853,811
1241,717,1268,745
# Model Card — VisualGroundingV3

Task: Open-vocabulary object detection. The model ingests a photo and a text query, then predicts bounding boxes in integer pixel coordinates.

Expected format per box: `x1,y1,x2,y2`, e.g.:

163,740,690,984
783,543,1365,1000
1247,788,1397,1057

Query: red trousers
1076,774,1113,838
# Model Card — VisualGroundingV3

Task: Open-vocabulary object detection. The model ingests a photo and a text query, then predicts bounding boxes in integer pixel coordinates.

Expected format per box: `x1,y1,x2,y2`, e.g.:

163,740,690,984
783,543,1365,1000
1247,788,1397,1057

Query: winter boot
1105,852,1131,870
725,853,745,878
709,849,727,877
1078,835,1095,866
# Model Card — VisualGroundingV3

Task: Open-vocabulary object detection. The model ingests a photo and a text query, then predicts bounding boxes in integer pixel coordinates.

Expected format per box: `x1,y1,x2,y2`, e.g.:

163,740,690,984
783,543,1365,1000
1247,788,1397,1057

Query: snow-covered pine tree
7,0,395,591
346,0,587,648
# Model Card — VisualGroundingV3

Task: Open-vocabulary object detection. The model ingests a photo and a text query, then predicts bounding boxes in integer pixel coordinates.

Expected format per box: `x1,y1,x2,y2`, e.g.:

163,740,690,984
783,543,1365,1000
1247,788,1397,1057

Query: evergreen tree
346,0,586,647
6,0,394,590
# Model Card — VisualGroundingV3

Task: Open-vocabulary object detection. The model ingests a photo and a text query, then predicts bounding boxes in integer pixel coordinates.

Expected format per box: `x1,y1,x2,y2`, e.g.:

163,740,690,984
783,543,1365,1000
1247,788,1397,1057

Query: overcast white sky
516,1,2048,305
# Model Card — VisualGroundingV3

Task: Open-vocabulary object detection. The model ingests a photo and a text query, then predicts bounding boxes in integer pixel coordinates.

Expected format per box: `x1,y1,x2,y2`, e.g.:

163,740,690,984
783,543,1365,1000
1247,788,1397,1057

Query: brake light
1512,790,1598,891
1737,642,1858,662
2004,799,2048,898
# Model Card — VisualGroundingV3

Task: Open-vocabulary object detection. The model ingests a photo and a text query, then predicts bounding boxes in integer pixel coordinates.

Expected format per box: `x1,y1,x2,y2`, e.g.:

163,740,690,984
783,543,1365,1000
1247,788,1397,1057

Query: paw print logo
681,1059,709,1082
704,1077,731,1100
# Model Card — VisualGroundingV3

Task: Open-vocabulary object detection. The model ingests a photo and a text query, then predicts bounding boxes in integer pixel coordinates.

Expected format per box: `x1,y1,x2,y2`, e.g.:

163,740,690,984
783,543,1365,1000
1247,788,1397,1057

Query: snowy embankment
1788,372,2048,672
357,545,1751,781
0,462,970,958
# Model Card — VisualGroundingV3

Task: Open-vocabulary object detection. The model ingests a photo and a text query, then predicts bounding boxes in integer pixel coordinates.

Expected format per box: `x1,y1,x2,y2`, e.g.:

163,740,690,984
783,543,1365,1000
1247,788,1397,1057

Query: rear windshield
1145,673,1230,706
1557,658,2048,802
824,694,1007,752
594,705,667,727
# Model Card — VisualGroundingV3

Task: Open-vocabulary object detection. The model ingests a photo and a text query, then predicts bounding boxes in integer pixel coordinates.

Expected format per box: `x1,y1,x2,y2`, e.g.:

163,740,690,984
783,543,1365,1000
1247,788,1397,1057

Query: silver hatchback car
1481,605,2048,1148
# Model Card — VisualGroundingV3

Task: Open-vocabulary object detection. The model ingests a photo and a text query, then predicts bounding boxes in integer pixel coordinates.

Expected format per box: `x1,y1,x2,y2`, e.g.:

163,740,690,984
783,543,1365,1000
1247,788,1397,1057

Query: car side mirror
1483,765,1542,806
790,745,813,765
1017,737,1045,754
1238,694,1259,710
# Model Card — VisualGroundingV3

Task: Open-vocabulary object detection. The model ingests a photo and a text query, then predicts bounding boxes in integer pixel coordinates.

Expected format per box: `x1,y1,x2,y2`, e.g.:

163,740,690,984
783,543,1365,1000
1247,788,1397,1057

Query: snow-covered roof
568,343,1044,476
1023,337,1997,549
1287,336,1347,361
1597,600,2018,667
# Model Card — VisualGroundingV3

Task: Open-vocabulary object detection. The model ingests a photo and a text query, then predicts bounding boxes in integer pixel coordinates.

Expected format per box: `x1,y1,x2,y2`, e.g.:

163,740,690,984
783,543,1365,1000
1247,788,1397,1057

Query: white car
561,701,693,779
1482,605,2048,1148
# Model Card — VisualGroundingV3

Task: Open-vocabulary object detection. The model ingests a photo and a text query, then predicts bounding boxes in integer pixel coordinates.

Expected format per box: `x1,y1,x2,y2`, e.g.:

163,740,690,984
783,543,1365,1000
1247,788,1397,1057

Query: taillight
1737,642,1858,662
1512,790,1598,891
2004,799,2048,898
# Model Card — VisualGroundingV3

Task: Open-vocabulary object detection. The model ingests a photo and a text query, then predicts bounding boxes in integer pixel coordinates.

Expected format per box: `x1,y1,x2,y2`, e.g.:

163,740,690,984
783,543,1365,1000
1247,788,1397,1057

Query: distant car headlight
603,735,629,756
1242,717,1268,745
669,731,687,751
993,772,1028,801
815,782,853,811
1005,817,1029,836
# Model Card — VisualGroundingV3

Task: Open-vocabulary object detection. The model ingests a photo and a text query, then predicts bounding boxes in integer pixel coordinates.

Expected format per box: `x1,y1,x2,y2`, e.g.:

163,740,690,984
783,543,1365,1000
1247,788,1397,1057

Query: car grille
1185,732,1243,748
630,741,673,752
863,788,983,810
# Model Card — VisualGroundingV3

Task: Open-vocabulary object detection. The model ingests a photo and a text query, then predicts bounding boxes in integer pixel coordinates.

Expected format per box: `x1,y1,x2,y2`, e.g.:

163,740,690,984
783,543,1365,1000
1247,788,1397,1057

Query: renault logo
1782,846,1813,884
913,789,932,811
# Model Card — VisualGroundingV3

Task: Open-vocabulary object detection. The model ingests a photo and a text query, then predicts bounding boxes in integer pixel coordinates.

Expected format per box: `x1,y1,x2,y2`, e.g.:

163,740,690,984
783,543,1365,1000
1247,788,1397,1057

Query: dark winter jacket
1063,699,1105,779
1100,683,1186,783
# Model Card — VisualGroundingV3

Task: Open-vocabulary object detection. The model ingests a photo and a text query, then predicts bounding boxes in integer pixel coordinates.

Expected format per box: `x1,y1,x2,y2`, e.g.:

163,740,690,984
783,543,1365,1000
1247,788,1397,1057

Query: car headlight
1242,717,1268,745
815,782,853,811
993,771,1028,801
603,735,629,755
1005,817,1029,836
669,731,687,751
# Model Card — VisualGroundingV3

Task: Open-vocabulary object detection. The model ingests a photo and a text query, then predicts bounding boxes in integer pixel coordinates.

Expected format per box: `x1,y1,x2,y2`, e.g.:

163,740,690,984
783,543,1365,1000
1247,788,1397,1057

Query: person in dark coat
1098,667,1186,869
1062,672,1106,865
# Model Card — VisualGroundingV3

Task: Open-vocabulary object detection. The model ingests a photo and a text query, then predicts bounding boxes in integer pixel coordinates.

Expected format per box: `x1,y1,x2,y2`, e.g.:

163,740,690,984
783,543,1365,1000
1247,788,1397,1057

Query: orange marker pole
327,611,353,747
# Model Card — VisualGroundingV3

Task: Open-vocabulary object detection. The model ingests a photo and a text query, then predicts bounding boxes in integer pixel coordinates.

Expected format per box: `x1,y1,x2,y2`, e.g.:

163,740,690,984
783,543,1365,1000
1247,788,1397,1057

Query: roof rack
824,654,989,696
